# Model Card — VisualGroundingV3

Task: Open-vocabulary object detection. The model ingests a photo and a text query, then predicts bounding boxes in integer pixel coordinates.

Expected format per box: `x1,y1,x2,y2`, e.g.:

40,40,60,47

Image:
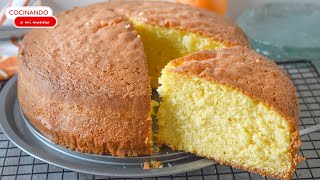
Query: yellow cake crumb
151,160,163,168
143,161,151,169
143,160,163,169
130,19,224,88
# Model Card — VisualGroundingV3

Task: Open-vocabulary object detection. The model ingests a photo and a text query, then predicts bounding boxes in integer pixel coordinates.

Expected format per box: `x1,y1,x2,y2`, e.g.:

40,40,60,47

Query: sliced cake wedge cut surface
108,0,249,88
157,47,302,179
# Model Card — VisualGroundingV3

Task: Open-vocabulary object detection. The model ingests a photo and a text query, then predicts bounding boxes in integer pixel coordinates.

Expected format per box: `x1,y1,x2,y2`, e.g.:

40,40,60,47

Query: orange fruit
0,56,18,80
176,0,227,15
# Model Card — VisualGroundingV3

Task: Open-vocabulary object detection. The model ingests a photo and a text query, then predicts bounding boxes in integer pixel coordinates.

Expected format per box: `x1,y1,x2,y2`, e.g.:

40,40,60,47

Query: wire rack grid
0,60,320,180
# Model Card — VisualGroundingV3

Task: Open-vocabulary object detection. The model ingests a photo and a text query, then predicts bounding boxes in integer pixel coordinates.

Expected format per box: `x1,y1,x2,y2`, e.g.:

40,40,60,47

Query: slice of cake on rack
157,47,303,180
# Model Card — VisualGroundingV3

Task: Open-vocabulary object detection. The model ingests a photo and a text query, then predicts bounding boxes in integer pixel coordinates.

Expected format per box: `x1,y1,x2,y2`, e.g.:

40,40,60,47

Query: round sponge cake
18,1,249,157
157,47,302,179
18,1,302,178
18,5,152,156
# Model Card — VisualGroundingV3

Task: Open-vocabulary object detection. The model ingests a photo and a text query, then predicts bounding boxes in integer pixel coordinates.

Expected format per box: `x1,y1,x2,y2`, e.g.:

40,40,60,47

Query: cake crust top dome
19,4,150,100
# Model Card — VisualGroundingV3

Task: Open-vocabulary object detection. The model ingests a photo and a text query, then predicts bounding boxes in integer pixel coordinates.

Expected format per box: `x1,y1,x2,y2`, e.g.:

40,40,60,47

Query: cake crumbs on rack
143,161,151,169
151,160,163,168
142,160,163,169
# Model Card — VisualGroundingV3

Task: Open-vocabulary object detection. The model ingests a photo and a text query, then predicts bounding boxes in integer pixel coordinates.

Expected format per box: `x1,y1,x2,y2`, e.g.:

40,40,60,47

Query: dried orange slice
0,56,18,80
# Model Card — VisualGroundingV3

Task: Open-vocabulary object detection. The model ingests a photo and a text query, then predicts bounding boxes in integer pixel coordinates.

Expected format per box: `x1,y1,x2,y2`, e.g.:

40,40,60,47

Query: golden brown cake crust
107,0,249,47
171,47,300,129
169,47,302,179
18,4,152,156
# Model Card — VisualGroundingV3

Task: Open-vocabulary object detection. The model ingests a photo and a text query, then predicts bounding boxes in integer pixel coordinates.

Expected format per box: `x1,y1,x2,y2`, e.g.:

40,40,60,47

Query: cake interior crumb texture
157,63,299,179
131,19,223,87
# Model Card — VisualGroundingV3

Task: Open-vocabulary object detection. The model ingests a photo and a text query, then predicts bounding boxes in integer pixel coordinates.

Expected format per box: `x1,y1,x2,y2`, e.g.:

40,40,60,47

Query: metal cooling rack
0,60,320,180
